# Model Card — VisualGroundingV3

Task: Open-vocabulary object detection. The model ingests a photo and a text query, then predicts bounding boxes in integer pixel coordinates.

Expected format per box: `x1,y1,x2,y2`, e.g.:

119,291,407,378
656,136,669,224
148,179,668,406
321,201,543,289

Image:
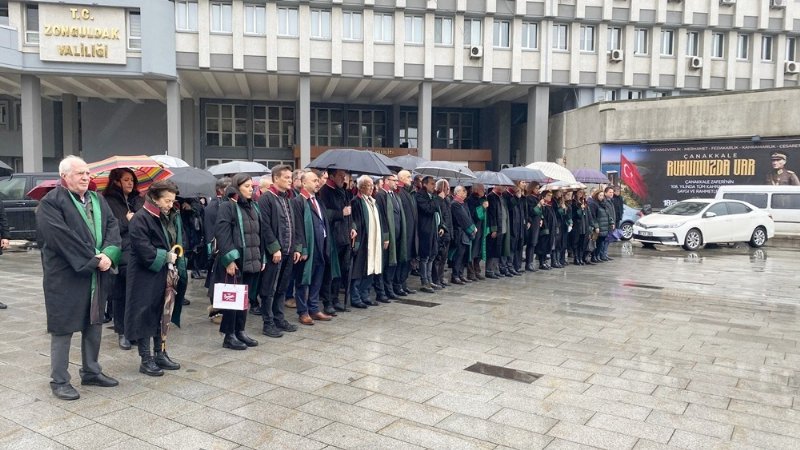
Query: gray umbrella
169,167,218,198
392,154,429,170
500,167,548,183
414,161,476,179
208,160,270,176
306,148,393,176
474,171,515,187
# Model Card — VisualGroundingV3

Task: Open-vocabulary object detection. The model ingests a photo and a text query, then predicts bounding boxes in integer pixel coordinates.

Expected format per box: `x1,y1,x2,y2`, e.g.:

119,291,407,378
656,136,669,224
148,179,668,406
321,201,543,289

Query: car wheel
682,229,703,251
620,222,634,240
748,226,767,248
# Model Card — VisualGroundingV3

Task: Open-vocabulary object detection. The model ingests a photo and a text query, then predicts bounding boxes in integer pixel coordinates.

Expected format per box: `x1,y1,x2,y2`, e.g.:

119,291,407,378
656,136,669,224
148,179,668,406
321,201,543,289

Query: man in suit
318,169,353,313
373,173,403,302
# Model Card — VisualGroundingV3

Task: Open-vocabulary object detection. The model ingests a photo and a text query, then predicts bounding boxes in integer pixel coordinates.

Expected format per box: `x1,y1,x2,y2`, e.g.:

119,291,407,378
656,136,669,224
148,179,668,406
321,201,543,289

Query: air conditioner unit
609,49,624,62
720,0,736,5
469,46,483,59
689,56,703,69
771,0,787,9
785,61,799,74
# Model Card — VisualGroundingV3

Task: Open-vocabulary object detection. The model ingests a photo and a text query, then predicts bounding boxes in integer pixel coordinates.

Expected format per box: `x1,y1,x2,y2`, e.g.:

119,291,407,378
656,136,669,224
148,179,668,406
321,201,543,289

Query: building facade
1,0,800,173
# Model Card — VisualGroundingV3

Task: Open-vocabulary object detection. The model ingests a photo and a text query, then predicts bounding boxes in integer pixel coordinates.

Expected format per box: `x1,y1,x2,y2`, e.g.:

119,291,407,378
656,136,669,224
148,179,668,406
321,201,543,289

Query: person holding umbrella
103,168,144,350
125,180,185,376
465,183,488,281
524,183,542,272
416,176,444,293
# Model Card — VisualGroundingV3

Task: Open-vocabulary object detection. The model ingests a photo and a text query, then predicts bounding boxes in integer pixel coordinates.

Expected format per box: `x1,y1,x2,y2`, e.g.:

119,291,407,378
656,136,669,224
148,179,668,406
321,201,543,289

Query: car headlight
634,220,642,227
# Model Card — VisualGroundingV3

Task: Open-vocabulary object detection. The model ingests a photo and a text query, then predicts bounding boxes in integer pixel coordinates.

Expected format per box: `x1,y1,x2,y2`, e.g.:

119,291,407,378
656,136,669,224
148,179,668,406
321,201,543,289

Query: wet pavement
0,240,799,449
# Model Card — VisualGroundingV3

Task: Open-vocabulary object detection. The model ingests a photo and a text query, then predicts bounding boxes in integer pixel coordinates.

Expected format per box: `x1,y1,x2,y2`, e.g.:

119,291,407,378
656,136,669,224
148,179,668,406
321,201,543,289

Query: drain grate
393,298,441,308
464,362,542,384
622,282,664,290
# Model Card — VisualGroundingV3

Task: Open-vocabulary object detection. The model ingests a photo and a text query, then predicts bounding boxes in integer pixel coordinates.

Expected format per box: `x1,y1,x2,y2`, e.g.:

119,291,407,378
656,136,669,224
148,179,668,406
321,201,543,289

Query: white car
632,199,775,251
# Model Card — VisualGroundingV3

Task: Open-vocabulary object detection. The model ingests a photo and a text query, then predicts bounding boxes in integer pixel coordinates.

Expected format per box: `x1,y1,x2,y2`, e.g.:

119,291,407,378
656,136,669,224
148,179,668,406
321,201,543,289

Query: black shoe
261,324,284,338
362,299,378,306
404,288,417,294
81,372,119,387
420,285,435,294
584,259,595,265
410,269,420,276
249,306,262,316
450,278,464,285
51,383,80,400
235,331,259,346
223,334,249,349
139,356,165,376
154,352,181,370
387,293,401,300
395,290,408,297
333,303,347,312
351,302,368,308
486,273,500,279
551,262,563,269
323,306,338,316
118,334,131,350
539,264,550,271
503,271,514,277
600,256,610,262
275,320,298,332
430,283,443,290
182,299,191,306
604,256,614,261
190,271,203,279
376,297,391,304
102,313,112,324
439,280,449,287
0,301,7,309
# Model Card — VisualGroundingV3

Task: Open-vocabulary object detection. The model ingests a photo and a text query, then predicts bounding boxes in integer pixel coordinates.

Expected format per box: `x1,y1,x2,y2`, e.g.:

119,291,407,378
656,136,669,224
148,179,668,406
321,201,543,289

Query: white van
715,185,800,237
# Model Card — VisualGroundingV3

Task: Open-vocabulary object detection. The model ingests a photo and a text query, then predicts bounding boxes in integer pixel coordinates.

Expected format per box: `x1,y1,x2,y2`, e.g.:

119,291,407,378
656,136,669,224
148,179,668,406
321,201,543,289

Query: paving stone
731,426,800,448
379,419,494,450
93,407,185,440
490,392,595,424
350,375,440,403
215,419,326,449
298,397,398,433
727,399,800,425
651,386,731,409
547,390,652,421
489,408,558,434
546,421,638,450
255,386,318,409
148,426,239,450
308,422,423,449
645,410,733,440
356,393,452,426
438,414,553,449
425,392,502,419
51,423,129,450
620,369,690,389
686,380,793,408
1,401,94,437
587,373,658,394
684,403,800,440
587,412,674,443
231,400,330,436
174,407,246,434
313,382,373,404
584,385,687,415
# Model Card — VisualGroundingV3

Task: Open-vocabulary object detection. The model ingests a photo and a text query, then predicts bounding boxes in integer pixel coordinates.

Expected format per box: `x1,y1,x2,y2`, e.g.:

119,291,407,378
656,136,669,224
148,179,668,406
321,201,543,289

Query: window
205,104,247,147
787,37,796,61
722,193,768,209
607,27,622,51
634,28,648,55
705,203,728,217
433,111,475,149
374,13,393,43
761,35,774,61
127,11,141,50
605,90,618,101
464,18,481,46
493,20,510,48
310,9,330,39
711,32,725,58
0,177,26,201
175,0,198,31
398,111,418,148
660,29,674,56
1,1,10,27
405,15,423,44
435,17,453,45
686,31,700,57
579,25,595,52
253,106,295,148
342,11,362,41
25,4,38,44
244,4,265,35
772,193,800,210
725,202,751,215
346,110,387,147
521,22,538,49
278,7,298,37
627,90,642,100
737,34,749,60
552,24,568,50
311,108,343,146
0,101,7,129
210,2,232,33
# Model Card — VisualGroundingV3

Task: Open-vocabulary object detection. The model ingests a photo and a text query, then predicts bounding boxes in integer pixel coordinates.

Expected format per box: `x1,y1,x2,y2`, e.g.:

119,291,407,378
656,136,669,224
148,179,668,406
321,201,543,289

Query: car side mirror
704,212,717,218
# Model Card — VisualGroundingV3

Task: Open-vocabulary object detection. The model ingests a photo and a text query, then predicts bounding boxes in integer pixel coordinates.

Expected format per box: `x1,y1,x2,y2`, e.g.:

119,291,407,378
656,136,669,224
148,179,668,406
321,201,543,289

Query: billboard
601,138,800,209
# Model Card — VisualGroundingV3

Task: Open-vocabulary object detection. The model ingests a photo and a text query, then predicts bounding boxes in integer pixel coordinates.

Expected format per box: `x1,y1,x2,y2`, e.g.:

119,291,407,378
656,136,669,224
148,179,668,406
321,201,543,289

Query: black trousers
432,238,450,284
377,262,398,297
220,271,259,335
321,244,350,308
395,260,411,291
111,265,127,335
451,242,468,279
259,253,291,325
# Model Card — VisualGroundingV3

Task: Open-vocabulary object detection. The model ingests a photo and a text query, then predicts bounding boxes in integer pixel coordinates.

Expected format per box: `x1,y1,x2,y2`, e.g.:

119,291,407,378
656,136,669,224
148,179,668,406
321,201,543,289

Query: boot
538,256,551,270
473,261,485,280
154,351,180,370
118,334,131,350
139,356,164,376
235,331,259,347
223,333,248,350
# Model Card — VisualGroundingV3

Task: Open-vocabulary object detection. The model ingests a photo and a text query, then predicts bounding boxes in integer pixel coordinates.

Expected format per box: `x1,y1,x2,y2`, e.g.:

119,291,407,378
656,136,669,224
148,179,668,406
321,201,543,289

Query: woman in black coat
208,173,263,350
103,168,144,350
524,183,542,272
126,180,185,376
570,189,591,266
534,190,558,269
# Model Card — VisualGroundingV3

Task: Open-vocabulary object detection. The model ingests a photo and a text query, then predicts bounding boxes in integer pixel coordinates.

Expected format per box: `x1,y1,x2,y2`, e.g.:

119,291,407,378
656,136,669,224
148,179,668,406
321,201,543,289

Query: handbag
212,273,249,311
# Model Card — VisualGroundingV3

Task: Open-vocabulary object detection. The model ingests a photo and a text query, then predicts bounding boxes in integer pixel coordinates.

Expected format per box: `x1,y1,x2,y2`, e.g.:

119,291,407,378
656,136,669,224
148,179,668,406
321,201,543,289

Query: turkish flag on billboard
621,154,648,199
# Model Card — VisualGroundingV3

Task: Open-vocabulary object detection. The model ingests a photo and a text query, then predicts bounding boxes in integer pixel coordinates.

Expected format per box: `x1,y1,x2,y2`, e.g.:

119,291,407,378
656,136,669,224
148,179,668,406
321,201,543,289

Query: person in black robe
125,181,186,376
502,183,526,276
204,177,231,322
553,191,573,268
395,170,418,295
415,176,443,293
349,176,388,307
432,179,453,288
449,186,477,284
524,183,542,272
465,184,488,281
208,173,263,350
374,174,404,301
534,190,557,270
485,186,508,278
570,189,592,265
37,156,122,401
318,169,352,313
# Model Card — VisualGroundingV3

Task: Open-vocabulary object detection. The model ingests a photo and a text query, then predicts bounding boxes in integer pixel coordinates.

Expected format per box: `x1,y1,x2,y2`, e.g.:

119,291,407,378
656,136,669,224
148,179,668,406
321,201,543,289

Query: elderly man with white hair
37,155,122,400
348,175,388,308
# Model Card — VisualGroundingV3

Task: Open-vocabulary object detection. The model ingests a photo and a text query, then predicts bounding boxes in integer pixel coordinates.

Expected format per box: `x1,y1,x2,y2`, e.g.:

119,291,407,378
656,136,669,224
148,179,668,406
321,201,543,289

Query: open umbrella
88,155,173,192
500,167,548,183
307,148,392,176
374,152,403,173
544,180,586,190
415,161,476,179
392,154,429,171
207,160,270,176
161,245,183,352
526,161,577,183
473,171,515,187
0,160,12,177
150,154,190,168
571,168,609,184
26,179,97,201
168,167,217,198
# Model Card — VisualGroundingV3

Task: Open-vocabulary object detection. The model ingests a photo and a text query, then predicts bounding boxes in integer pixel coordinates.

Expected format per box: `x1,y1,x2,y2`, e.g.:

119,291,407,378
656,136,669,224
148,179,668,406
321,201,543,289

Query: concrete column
417,82,432,160
61,94,79,157
298,76,311,167
21,75,43,172
391,103,401,147
525,86,549,164
496,101,511,167
181,98,195,166
166,80,182,158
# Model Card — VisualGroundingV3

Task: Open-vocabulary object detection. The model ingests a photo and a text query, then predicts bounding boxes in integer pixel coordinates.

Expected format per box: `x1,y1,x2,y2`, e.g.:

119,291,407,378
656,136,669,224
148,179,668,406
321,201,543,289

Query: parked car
0,172,60,241
632,198,775,251
618,204,642,240
715,185,800,237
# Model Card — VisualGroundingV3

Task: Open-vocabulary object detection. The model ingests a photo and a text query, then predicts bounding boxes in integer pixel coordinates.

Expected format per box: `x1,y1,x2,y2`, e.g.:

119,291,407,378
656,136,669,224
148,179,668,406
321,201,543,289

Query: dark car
0,172,59,241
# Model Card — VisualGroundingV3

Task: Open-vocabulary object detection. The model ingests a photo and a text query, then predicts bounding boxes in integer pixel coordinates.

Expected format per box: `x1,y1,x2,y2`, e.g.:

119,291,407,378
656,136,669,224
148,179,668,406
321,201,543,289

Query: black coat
397,185,417,258
0,198,10,240
350,194,387,278
318,181,351,248
375,189,406,265
37,187,122,334
208,196,263,298
257,188,295,256
466,194,486,258
503,191,525,241
611,195,624,226
434,195,453,244
450,200,476,246
125,203,186,341
486,191,506,258
525,195,542,246
204,196,224,245
103,189,144,267
535,202,558,254
415,190,441,258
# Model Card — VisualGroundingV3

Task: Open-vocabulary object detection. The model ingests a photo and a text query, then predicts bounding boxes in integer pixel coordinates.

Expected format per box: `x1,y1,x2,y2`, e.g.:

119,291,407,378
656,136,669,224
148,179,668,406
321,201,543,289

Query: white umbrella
150,154,190,168
414,161,476,179
208,161,270,176
526,161,577,183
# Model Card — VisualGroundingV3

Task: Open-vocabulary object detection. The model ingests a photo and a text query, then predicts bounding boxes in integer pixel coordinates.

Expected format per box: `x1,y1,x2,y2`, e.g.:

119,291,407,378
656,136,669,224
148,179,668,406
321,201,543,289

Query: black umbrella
168,167,218,198
0,160,14,177
307,148,393,176
500,167,548,183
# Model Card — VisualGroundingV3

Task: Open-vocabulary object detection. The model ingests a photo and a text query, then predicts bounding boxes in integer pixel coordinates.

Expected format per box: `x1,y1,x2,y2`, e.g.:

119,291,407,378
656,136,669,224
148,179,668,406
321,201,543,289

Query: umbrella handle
170,244,184,257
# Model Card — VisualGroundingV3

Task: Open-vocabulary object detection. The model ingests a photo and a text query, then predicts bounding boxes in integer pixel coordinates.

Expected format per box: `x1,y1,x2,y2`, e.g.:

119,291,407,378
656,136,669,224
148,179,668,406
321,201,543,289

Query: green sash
67,190,104,305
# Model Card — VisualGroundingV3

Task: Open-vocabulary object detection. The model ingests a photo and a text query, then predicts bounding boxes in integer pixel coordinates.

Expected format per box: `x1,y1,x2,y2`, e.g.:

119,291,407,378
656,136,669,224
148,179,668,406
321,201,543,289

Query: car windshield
660,201,708,216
